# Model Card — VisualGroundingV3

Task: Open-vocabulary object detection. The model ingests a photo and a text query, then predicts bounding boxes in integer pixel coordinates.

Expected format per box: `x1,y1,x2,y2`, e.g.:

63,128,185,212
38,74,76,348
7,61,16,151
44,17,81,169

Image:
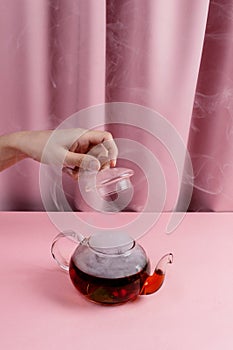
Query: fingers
102,137,118,166
62,167,79,180
64,151,101,171
60,130,118,179
87,143,110,170
100,132,118,164
81,130,118,165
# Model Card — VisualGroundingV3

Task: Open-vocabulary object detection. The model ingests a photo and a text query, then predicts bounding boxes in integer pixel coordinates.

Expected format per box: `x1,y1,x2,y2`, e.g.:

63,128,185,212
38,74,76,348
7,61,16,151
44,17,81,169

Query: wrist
7,131,29,160
0,131,29,171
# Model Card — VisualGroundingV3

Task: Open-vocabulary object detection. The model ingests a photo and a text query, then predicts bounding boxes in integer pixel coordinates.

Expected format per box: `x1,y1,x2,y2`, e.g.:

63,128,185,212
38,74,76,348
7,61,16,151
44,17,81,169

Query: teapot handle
51,230,84,272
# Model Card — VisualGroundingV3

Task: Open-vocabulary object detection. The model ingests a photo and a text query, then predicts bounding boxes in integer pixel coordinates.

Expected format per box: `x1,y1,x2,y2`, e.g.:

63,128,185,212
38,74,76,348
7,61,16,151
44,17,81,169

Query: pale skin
0,129,118,179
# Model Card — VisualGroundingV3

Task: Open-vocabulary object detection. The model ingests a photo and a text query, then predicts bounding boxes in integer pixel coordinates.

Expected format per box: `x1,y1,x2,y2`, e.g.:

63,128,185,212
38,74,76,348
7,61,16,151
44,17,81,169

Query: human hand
1,129,118,178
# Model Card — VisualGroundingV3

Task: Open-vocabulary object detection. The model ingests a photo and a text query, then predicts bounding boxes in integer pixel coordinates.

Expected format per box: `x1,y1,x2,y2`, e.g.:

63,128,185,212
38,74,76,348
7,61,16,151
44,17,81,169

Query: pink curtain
1,0,231,212
188,0,233,211
0,0,106,210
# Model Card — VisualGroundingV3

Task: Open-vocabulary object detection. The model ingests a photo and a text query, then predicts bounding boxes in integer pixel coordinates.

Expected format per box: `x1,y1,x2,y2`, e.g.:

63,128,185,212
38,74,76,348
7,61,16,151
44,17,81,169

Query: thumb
65,151,101,171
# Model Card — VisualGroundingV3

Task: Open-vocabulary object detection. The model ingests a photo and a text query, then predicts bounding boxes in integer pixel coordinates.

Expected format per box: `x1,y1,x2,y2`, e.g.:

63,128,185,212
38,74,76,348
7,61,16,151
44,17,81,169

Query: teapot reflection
51,230,173,305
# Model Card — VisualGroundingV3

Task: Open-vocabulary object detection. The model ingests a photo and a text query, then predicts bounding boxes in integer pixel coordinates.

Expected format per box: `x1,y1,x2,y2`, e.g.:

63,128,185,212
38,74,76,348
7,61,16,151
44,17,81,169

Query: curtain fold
0,0,106,210
188,0,233,211
0,0,49,210
105,0,209,211
2,0,231,212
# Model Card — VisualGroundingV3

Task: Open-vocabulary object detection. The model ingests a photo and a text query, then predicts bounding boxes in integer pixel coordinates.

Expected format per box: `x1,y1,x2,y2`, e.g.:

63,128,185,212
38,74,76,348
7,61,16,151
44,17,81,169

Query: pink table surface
0,212,233,350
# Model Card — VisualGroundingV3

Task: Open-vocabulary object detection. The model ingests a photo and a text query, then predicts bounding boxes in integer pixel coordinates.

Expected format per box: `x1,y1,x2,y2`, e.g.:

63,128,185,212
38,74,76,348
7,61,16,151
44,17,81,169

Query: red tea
69,258,150,304
139,269,165,295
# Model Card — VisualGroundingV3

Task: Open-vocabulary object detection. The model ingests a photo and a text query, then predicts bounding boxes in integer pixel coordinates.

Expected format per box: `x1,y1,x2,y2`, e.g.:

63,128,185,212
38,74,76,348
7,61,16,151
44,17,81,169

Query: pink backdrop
1,0,231,212
188,0,233,211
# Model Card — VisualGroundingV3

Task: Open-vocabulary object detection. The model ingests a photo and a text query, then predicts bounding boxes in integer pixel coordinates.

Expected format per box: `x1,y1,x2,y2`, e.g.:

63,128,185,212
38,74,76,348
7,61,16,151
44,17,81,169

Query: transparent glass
78,167,135,212
93,167,134,197
51,230,173,305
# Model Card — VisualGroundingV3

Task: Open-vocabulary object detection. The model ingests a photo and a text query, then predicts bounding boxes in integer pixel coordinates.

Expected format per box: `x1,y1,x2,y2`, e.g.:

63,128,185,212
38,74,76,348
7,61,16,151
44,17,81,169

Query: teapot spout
140,253,173,295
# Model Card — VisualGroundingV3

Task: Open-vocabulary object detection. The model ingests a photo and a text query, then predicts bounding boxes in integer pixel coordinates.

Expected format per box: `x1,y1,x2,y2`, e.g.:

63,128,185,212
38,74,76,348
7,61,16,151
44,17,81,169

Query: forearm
0,128,117,175
0,132,28,171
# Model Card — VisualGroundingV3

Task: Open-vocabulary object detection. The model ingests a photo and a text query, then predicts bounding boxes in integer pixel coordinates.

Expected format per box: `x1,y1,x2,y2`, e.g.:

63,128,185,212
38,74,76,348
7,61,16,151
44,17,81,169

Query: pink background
0,212,233,349
0,0,214,211
2,1,233,211
1,3,233,348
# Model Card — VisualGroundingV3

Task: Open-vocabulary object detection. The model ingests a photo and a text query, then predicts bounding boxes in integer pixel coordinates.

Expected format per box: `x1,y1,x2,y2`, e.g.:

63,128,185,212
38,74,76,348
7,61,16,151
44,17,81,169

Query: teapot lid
88,231,134,255
85,167,134,197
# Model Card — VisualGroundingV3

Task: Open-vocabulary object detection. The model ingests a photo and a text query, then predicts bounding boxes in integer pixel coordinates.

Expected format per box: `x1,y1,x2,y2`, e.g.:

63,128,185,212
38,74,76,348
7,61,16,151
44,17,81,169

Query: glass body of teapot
51,230,173,305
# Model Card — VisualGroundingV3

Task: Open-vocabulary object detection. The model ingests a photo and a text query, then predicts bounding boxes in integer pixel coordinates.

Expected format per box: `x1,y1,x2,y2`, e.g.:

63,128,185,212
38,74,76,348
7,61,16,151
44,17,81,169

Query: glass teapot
51,230,173,305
